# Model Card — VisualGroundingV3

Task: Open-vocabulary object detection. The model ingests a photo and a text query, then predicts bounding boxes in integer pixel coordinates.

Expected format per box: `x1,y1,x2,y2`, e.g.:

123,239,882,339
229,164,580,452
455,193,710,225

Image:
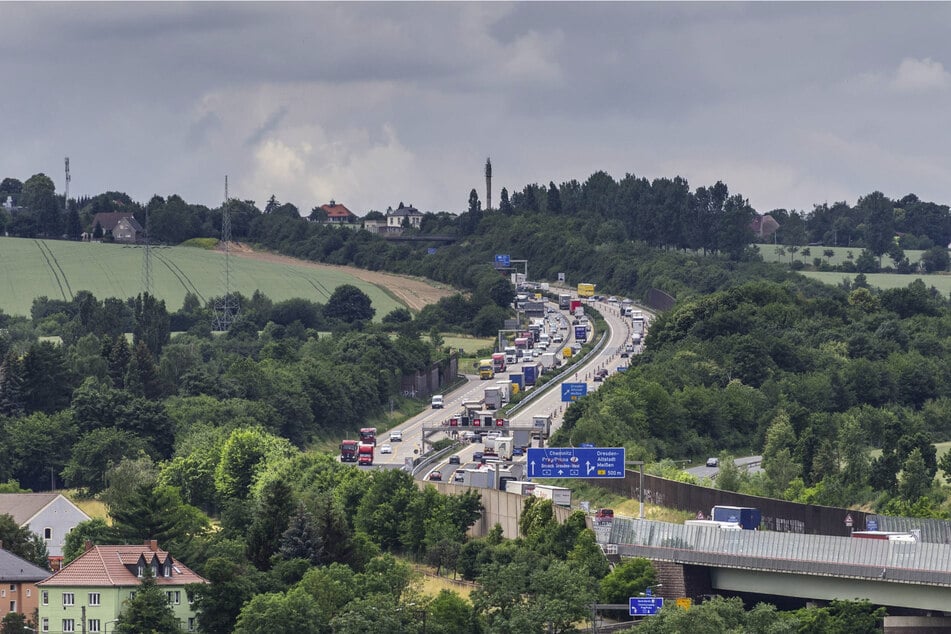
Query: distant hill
0,237,405,318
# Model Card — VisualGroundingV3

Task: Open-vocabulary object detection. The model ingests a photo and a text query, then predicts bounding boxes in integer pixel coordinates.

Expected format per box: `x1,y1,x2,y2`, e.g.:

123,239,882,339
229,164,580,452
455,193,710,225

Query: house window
9,600,15,612
26,589,31,598
63,592,74,607
88,592,100,606
174,590,181,604
137,563,144,578
1,590,5,597
188,617,195,632
164,561,171,577
166,590,180,604
41,618,48,632
88,619,101,632
44,527,52,540
63,619,75,633
42,591,48,605
129,591,136,600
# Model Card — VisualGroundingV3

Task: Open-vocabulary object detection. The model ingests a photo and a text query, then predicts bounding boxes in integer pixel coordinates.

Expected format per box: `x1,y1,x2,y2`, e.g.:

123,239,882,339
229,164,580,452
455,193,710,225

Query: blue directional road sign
527,447,626,479
561,382,588,402
629,597,664,616
494,254,511,268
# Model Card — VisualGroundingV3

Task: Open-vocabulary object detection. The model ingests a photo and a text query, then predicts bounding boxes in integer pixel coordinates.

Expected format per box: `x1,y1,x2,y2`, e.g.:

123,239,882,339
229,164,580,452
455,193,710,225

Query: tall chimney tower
485,157,492,211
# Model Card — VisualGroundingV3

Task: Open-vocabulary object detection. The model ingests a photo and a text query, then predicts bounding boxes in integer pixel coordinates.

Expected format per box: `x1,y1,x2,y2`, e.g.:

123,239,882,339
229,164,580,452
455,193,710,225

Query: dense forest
2,167,950,631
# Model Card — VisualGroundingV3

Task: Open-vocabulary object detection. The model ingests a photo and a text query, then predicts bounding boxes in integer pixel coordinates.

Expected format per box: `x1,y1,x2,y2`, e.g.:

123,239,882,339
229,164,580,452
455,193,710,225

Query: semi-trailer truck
357,443,374,466
558,293,571,310
359,427,377,446
492,352,507,373
479,359,495,380
484,386,503,410
710,506,761,530
577,283,595,297
533,484,572,506
340,440,359,462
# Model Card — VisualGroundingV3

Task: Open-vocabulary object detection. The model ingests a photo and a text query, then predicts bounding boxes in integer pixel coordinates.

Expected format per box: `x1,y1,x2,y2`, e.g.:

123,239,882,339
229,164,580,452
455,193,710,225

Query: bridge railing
606,518,951,586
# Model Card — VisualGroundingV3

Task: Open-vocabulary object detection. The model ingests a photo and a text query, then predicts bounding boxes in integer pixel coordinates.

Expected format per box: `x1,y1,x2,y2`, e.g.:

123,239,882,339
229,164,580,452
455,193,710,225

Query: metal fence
605,518,951,586
588,471,868,536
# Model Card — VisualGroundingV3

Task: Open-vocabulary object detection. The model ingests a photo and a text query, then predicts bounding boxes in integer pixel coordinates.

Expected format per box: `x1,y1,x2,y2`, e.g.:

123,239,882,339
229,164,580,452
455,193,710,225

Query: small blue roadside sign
866,519,878,531
629,597,664,616
527,447,625,479
579,443,594,448
494,254,511,268
561,382,588,402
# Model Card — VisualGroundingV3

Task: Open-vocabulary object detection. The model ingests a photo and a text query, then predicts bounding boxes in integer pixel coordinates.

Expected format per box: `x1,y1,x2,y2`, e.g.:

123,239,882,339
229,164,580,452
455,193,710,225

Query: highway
373,293,651,484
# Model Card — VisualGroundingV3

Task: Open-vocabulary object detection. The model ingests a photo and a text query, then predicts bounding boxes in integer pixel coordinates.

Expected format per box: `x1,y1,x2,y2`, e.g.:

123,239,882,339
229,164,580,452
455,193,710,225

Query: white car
431,395,444,409
380,444,393,454
390,430,403,442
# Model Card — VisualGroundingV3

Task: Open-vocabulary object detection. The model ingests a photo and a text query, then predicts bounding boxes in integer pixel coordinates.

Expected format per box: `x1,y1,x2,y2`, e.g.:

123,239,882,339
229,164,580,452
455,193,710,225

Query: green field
0,237,402,318
800,271,951,295
757,244,926,267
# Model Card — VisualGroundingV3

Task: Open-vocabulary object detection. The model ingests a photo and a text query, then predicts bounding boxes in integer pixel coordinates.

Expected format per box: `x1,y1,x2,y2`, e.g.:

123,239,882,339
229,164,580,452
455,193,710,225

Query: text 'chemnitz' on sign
527,447,626,479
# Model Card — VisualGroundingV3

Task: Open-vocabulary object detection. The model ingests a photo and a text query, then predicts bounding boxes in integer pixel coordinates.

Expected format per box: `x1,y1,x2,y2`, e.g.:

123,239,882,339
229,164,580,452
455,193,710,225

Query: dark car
512,447,525,457
473,451,484,462
429,471,442,481
448,455,461,465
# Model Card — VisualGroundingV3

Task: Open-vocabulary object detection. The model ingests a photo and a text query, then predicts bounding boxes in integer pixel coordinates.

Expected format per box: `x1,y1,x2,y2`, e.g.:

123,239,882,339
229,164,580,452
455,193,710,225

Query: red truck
359,427,377,446
340,440,359,462
357,443,374,466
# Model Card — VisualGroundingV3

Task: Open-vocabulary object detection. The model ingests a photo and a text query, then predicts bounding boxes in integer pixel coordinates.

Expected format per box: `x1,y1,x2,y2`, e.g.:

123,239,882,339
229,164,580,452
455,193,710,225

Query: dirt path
221,242,454,312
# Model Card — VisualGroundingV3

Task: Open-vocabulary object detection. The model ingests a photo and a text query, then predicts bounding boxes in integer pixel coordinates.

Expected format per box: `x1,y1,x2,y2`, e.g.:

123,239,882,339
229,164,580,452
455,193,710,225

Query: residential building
750,213,780,241
88,212,143,243
319,200,358,224
0,493,90,566
37,540,207,633
385,204,423,231
0,547,50,621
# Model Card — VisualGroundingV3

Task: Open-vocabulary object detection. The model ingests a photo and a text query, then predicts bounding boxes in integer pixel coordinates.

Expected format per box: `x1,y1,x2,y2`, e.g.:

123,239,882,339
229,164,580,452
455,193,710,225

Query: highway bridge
598,517,951,613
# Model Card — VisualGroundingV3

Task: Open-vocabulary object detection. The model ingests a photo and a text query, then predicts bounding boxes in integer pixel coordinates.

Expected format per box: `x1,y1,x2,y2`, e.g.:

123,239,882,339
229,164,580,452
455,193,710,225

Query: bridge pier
651,561,713,602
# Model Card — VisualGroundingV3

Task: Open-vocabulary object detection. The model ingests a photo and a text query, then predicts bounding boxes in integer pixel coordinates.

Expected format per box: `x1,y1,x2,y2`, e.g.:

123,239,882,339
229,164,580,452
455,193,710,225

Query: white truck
495,436,514,460
484,386,503,410
539,352,558,371
532,484,571,507
532,414,552,440
494,380,511,403
505,480,537,496
504,346,518,364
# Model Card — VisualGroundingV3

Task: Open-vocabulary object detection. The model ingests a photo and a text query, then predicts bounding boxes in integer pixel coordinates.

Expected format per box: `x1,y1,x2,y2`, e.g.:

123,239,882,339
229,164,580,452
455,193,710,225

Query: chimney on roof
330,199,335,206
146,539,159,552
84,540,93,552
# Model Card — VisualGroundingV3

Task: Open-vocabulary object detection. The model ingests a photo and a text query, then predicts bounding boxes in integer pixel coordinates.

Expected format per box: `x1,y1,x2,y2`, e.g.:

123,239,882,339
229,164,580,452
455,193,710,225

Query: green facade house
36,540,207,633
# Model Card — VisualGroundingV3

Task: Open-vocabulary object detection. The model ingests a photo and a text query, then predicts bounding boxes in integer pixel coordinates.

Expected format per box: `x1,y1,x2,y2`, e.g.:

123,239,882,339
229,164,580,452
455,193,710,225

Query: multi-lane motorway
373,295,646,483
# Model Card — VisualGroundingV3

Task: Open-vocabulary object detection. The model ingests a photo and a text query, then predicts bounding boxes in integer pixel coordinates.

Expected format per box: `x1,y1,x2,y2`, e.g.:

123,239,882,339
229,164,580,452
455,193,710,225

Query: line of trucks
339,427,378,465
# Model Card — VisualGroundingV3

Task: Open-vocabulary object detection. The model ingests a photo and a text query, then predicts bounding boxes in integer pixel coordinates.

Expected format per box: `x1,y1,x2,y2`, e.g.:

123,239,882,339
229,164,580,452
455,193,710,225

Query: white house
0,493,91,566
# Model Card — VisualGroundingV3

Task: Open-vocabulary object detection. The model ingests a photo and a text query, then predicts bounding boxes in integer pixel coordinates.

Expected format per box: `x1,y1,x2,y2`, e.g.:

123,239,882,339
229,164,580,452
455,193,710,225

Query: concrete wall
418,481,577,539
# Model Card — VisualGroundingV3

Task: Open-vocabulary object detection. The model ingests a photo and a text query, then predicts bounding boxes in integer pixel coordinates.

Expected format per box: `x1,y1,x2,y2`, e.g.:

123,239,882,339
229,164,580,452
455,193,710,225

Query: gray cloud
3,3,951,216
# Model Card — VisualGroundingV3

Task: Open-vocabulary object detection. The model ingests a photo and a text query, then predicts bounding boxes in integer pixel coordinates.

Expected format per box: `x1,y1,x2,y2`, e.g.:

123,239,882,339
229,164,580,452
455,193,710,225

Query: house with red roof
318,200,358,224
36,540,207,633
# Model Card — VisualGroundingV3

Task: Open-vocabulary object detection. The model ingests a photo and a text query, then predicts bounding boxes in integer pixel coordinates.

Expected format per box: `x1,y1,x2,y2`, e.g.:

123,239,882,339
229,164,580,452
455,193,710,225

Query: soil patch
222,242,454,312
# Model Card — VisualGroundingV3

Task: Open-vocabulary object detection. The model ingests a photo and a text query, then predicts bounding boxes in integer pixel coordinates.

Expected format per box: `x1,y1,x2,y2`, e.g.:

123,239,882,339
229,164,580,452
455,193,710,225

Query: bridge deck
602,518,951,587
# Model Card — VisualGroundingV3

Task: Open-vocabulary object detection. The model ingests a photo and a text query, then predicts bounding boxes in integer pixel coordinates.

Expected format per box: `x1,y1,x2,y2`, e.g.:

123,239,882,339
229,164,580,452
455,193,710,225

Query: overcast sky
3,2,951,216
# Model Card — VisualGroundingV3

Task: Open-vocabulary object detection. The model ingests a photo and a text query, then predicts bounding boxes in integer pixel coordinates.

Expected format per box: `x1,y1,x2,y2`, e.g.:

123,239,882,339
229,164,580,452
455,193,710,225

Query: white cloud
891,57,951,92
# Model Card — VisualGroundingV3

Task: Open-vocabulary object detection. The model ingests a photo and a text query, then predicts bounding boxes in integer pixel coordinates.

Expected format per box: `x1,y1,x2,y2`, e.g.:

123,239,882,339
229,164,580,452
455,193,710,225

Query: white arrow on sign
586,461,595,475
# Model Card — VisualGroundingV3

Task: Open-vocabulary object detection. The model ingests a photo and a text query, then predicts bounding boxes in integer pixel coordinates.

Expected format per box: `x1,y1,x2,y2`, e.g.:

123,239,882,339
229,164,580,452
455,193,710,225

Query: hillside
0,237,450,317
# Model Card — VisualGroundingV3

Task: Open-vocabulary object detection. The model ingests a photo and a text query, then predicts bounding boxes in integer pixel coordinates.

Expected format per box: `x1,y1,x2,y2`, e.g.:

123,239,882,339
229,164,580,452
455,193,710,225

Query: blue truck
711,506,761,530
522,362,542,386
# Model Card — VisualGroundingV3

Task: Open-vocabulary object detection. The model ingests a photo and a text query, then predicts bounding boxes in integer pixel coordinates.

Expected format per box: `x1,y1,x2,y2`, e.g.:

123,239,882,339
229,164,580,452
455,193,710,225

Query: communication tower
485,157,492,211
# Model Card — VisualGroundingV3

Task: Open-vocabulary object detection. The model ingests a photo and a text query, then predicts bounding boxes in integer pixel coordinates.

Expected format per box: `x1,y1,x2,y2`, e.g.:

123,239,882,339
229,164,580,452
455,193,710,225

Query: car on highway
448,455,461,465
706,457,719,467
512,447,524,457
453,470,465,482
379,444,392,454
473,451,484,462
431,395,444,409
552,333,564,344
389,430,403,442
429,470,442,481
593,368,609,381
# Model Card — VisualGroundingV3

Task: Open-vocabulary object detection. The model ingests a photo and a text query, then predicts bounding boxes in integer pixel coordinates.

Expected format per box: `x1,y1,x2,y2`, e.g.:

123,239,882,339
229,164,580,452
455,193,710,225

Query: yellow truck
577,282,596,297
479,359,495,380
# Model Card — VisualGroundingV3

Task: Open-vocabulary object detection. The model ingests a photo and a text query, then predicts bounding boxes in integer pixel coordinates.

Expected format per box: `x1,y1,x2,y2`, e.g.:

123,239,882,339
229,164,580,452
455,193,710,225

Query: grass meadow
0,237,402,318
